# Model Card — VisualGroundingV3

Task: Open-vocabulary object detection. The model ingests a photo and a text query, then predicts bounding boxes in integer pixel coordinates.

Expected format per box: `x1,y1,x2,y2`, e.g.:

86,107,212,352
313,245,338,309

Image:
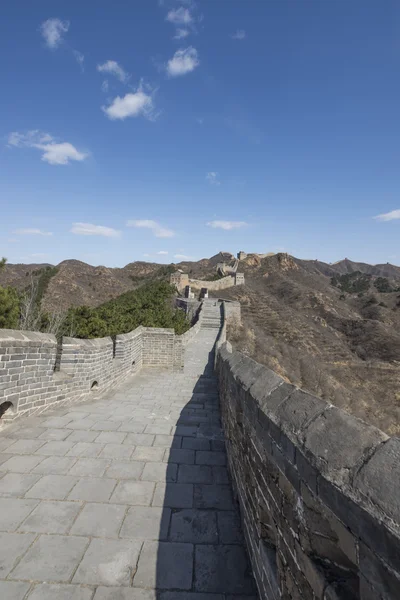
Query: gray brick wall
0,323,195,427
215,305,400,600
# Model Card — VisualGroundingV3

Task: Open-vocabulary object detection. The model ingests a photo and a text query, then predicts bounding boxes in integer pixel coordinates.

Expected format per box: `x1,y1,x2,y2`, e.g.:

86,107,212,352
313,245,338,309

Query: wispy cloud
206,172,220,185
14,228,53,236
73,50,85,72
174,253,193,261
102,83,156,120
71,223,121,238
127,220,175,238
373,209,400,222
166,7,193,25
157,250,169,255
231,29,246,40
40,18,69,49
207,220,248,230
101,80,109,93
97,60,129,83
173,28,190,40
8,130,88,165
167,47,199,77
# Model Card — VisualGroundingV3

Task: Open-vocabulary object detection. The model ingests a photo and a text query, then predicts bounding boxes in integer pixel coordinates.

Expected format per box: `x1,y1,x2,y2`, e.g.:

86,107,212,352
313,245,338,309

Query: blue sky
1,0,400,267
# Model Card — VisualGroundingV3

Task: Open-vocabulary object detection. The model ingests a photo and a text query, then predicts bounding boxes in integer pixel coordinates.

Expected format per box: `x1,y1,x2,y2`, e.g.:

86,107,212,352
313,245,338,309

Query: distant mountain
295,257,400,281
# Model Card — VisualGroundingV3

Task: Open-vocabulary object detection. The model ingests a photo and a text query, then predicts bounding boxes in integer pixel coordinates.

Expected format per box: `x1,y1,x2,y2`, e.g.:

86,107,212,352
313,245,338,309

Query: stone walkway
0,329,256,600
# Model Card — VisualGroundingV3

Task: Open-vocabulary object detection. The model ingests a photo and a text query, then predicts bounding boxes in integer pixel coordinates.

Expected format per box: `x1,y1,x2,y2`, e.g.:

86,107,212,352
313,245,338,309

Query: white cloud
127,220,175,238
143,253,151,258
174,28,190,39
167,47,199,77
40,18,69,49
174,253,193,260
14,228,53,236
374,209,400,222
97,60,129,83
166,7,192,25
101,80,109,92
157,250,169,255
102,84,156,120
231,29,246,40
206,172,220,185
207,220,248,230
71,223,121,238
73,50,85,71
7,130,88,165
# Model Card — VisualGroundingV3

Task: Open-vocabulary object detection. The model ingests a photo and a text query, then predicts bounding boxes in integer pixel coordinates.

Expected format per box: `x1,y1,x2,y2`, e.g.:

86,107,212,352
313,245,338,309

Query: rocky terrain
212,253,400,435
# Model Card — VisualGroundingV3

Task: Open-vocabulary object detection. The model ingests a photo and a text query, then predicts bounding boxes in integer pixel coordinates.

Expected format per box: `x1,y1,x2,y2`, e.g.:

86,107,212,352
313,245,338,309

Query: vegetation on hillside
61,281,189,338
331,271,371,294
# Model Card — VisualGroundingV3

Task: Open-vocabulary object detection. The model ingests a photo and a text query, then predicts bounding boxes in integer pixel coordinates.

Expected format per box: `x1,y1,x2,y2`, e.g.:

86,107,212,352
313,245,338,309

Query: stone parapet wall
0,323,191,426
216,342,400,599
189,276,235,291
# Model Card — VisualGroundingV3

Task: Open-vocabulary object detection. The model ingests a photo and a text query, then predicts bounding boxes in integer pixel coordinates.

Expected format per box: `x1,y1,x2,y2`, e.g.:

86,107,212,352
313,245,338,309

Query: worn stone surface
0,323,256,599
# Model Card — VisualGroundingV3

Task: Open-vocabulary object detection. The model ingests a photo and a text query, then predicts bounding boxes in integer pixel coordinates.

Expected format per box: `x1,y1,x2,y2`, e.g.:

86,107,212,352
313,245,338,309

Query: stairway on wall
200,300,222,330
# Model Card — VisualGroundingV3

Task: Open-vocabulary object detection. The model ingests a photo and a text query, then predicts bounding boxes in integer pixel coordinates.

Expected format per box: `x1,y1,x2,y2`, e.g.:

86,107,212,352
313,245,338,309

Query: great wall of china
0,297,399,599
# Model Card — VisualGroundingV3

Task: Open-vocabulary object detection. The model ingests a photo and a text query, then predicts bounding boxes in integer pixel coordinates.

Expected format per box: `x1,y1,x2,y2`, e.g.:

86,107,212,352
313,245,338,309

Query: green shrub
0,286,20,328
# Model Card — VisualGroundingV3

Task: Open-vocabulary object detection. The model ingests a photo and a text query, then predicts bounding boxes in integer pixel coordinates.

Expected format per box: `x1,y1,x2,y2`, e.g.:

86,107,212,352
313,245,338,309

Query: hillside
0,252,231,311
212,253,400,435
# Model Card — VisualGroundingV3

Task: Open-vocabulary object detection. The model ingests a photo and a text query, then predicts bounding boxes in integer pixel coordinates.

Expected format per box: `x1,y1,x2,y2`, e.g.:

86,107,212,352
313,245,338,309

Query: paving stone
131,446,165,462
106,461,144,480
194,485,234,510
70,502,127,537
134,541,193,589
94,587,156,600
123,433,155,446
5,439,45,455
194,545,256,594
68,458,110,477
170,509,218,543
0,454,45,473
66,430,100,443
175,426,198,437
144,424,173,435
91,420,121,431
0,581,31,600
161,594,223,600
153,434,181,448
32,456,78,475
67,442,103,458
0,497,38,531
0,437,14,452
95,431,127,444
217,511,244,544
178,465,213,484
0,473,40,497
118,421,147,433
67,419,98,430
0,532,36,576
18,500,82,534
152,482,193,508
196,451,226,466
182,437,210,450
111,480,155,505
38,428,73,441
42,416,73,428
73,538,142,586
212,466,229,484
68,477,117,502
120,506,171,540
36,441,77,456
164,448,195,464
141,462,177,482
25,474,78,500
100,443,134,459
11,534,89,582
28,583,94,600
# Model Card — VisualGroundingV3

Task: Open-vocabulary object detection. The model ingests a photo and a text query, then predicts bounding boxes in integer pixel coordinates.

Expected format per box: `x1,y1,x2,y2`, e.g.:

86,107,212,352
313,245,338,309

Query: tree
0,286,19,329
0,257,6,270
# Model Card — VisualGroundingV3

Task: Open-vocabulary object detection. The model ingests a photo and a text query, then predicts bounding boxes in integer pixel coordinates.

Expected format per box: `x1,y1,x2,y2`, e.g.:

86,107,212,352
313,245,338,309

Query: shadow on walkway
151,337,258,598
